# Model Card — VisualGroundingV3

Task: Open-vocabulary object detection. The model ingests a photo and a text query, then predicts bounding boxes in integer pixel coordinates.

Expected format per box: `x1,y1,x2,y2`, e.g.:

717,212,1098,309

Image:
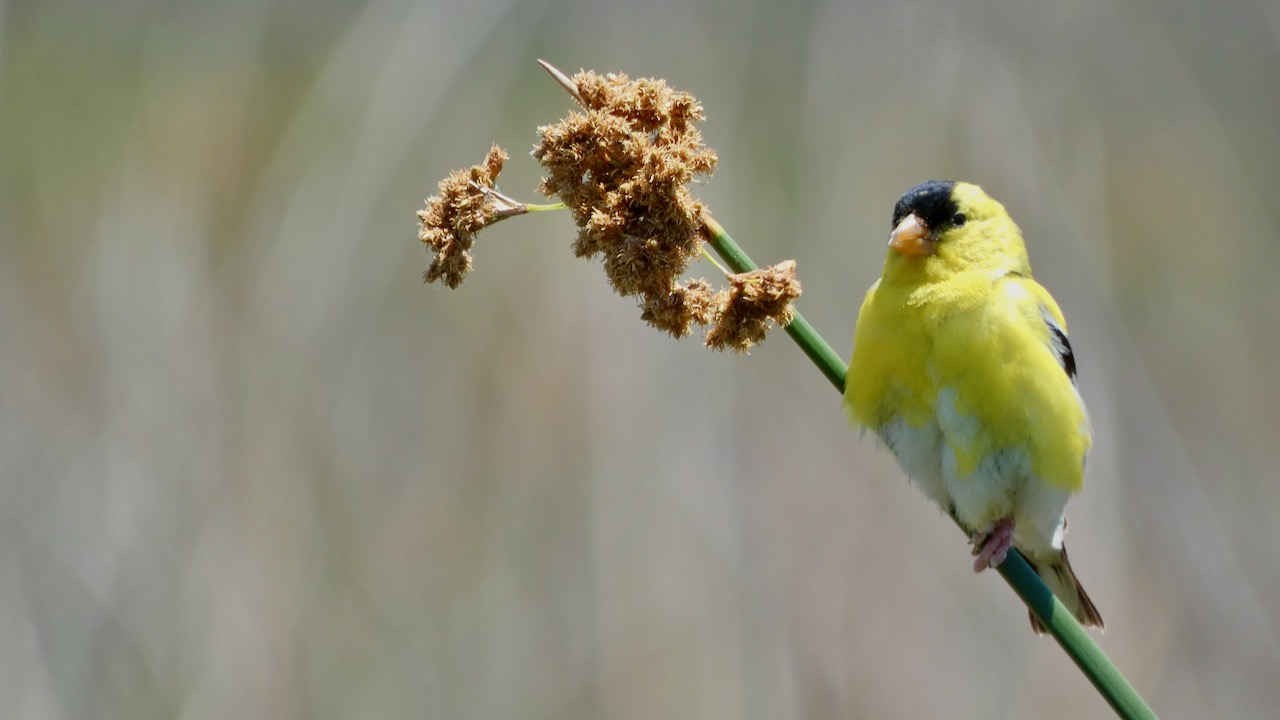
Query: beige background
3,0,1278,717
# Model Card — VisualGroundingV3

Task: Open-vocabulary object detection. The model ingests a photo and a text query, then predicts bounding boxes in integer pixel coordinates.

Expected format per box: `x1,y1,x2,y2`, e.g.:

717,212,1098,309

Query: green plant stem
700,212,1157,720
702,215,847,390
525,202,566,212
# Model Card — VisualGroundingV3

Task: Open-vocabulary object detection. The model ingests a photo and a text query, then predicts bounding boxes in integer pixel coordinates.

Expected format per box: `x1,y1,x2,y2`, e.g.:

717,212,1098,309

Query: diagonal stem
701,213,846,390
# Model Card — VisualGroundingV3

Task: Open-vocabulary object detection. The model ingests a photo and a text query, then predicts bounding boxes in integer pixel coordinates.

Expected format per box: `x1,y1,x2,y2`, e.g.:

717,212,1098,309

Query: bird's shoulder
1002,276,1078,384
931,273,1073,381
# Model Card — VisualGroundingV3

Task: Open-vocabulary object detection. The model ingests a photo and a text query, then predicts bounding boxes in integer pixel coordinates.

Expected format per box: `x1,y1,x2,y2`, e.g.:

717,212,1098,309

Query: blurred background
3,0,1278,717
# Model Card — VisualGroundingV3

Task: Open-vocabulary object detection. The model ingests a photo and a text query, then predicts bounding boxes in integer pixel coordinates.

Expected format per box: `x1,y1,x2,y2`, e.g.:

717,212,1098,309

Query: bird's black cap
892,180,959,230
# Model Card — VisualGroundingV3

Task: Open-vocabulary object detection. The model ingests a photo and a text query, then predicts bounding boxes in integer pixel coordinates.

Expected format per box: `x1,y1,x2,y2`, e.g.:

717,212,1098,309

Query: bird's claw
972,519,1015,572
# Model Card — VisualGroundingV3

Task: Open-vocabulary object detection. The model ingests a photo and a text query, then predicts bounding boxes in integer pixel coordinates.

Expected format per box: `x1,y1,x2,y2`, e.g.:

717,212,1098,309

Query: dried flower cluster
640,278,717,338
417,63,802,352
533,70,722,334
705,260,802,353
530,68,800,350
418,145,510,288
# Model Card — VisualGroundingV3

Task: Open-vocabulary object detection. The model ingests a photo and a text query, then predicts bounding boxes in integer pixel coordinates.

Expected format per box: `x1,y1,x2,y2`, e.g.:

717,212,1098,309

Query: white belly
876,390,1070,559
877,417,951,513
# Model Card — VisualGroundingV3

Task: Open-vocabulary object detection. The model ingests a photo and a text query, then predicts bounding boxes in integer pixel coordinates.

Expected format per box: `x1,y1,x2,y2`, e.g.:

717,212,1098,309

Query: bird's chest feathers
903,270,998,318
850,273,1006,432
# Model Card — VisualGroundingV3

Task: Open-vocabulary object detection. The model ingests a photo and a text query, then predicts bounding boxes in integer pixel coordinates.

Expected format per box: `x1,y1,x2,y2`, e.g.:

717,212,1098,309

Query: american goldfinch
844,180,1103,633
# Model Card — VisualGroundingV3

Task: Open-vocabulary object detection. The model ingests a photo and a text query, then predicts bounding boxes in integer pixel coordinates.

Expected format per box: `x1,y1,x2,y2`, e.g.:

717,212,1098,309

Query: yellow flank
844,181,1090,494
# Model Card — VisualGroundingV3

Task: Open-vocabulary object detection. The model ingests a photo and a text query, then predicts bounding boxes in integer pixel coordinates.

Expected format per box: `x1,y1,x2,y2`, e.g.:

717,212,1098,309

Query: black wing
1040,305,1078,385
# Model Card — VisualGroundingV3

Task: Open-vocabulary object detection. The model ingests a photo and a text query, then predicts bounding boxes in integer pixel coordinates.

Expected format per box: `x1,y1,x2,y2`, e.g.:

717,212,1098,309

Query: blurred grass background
2,0,1279,717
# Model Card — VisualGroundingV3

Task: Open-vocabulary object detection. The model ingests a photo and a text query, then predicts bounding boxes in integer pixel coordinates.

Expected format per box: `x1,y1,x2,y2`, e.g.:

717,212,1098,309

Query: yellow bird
844,181,1103,633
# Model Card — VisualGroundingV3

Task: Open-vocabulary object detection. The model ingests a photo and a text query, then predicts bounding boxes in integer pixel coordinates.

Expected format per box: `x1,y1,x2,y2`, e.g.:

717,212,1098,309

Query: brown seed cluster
640,278,718,338
533,70,719,335
417,64,803,352
705,260,802,353
418,145,509,288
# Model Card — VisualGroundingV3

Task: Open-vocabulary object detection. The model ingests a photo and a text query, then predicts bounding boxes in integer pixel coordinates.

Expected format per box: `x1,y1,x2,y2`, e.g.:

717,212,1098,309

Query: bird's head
884,181,1030,279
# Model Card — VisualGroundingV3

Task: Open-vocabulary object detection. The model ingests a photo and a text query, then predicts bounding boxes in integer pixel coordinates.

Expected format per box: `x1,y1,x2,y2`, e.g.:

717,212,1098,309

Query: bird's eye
951,213,967,227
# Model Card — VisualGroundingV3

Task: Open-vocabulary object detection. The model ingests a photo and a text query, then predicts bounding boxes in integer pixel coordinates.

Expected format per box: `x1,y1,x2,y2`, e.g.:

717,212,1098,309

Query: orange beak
887,213,935,256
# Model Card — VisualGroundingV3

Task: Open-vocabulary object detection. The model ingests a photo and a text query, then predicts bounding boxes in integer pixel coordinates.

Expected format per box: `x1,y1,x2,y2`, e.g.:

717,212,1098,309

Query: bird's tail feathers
1027,545,1104,635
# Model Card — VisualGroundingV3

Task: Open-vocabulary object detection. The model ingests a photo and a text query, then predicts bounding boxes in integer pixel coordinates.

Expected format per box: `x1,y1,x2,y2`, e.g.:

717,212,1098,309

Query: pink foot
971,518,1015,572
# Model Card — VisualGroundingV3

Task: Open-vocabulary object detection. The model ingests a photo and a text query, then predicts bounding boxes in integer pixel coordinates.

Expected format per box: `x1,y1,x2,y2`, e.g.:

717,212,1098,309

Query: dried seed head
419,145,510,288
533,69,717,321
705,260,802,353
527,64,802,350
640,278,718,338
